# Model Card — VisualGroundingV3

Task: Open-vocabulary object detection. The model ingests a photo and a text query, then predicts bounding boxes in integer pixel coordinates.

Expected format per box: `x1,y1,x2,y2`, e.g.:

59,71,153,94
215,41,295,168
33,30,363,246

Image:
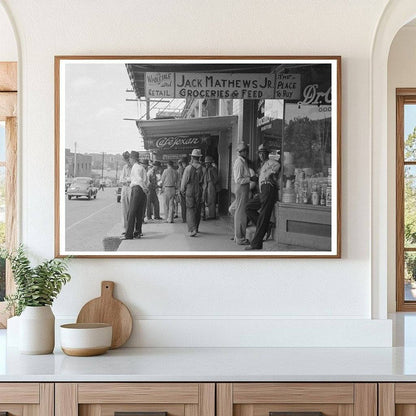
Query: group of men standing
119,149,220,240
232,142,281,251
117,142,279,250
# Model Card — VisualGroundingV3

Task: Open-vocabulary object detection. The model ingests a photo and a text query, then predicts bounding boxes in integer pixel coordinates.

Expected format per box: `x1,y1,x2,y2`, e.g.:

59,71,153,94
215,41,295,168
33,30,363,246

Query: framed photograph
55,56,341,258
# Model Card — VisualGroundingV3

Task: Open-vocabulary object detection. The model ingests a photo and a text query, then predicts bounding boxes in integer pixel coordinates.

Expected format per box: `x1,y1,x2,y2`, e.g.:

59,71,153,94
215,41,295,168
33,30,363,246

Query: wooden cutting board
76,281,133,349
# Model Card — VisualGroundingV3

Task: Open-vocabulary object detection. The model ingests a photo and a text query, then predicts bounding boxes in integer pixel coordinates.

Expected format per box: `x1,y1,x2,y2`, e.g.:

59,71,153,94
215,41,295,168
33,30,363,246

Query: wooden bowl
60,323,112,356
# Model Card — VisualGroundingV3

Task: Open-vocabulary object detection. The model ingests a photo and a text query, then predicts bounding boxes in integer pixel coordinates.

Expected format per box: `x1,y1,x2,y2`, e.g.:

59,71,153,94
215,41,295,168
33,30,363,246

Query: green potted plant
1,245,71,354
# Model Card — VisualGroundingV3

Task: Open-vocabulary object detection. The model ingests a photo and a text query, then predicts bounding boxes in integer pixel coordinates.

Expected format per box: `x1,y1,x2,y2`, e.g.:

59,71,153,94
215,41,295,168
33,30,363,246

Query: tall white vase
19,306,55,354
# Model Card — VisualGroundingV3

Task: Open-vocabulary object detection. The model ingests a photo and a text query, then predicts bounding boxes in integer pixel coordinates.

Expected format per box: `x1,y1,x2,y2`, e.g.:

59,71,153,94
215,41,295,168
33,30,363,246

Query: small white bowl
60,323,112,356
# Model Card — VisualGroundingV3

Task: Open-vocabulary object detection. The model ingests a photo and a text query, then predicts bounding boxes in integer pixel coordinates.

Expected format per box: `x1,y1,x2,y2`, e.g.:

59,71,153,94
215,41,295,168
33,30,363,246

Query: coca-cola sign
145,135,208,150
298,84,331,106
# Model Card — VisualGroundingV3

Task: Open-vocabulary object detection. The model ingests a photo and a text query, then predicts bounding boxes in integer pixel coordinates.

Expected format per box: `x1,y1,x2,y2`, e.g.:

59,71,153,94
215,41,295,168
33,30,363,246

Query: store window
256,99,283,159
281,101,332,206
397,90,416,311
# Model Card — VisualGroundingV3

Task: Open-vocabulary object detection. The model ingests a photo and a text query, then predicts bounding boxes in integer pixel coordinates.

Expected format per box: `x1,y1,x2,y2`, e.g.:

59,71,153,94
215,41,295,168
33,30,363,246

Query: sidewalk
116,215,310,253
110,193,311,253
118,216,244,252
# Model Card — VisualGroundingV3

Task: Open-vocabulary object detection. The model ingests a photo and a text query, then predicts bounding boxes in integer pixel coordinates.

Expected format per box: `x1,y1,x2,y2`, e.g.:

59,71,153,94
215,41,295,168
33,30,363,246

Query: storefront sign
145,72,279,99
175,73,275,99
298,84,332,106
145,72,174,98
144,135,209,151
275,73,301,99
257,116,272,127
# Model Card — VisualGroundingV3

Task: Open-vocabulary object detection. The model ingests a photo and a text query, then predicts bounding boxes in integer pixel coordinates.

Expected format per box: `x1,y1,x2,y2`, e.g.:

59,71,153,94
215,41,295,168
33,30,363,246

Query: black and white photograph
55,57,340,258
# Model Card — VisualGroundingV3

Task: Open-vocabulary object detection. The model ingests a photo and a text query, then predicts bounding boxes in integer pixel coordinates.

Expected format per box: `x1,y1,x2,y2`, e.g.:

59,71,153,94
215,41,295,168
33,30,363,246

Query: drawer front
78,383,200,404
56,383,215,416
379,383,416,416
0,383,53,416
0,383,39,404
218,383,376,416
80,403,185,416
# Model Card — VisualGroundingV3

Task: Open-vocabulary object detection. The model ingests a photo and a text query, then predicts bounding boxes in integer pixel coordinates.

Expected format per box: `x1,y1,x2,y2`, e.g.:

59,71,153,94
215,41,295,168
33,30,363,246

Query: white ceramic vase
19,306,55,354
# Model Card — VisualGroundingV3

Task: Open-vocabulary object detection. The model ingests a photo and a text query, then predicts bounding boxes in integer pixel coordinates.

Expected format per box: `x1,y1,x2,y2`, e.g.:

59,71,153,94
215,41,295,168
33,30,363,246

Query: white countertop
2,328,416,382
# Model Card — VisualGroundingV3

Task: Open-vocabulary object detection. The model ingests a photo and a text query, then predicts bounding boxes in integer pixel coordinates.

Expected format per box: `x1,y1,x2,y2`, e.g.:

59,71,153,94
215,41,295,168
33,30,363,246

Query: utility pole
101,152,105,182
146,98,150,120
115,161,118,184
73,142,77,178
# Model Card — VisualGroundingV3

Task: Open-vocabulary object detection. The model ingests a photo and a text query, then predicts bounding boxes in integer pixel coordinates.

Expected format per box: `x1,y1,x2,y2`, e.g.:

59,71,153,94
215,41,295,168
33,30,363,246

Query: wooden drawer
217,383,377,416
379,383,416,416
56,383,215,416
0,383,53,416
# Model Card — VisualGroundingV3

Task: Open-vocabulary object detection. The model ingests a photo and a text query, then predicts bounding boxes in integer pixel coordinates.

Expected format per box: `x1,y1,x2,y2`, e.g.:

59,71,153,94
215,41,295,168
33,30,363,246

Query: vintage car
67,177,98,200
65,178,73,193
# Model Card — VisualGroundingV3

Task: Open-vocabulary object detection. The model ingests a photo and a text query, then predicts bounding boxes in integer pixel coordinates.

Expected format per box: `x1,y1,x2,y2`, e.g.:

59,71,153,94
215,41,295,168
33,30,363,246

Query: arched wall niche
386,17,416,313
372,0,416,318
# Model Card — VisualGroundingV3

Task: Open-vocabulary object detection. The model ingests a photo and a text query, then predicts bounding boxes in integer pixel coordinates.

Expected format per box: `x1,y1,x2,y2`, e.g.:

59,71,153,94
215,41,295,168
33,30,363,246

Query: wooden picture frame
0,61,17,327
55,56,341,258
396,89,416,311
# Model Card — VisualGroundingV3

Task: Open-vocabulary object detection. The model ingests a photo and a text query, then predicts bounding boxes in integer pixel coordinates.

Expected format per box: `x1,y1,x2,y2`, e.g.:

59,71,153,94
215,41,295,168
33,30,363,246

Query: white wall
0,4,16,61
0,0,393,346
387,25,416,312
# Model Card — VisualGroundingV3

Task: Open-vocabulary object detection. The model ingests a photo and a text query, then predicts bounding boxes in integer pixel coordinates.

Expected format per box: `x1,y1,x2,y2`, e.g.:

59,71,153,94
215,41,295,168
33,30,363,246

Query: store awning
137,115,237,138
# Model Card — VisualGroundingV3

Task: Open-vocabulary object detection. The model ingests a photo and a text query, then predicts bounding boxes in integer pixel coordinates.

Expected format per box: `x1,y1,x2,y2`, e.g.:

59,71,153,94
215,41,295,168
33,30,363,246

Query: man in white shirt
232,142,252,245
161,160,179,223
245,144,280,250
123,150,149,240
119,151,132,234
146,160,161,220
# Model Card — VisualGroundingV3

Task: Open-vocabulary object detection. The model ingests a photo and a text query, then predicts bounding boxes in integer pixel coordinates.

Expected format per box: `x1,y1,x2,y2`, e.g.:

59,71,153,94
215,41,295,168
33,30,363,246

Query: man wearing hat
203,155,219,220
146,160,162,220
245,143,281,250
123,151,149,240
161,160,179,223
180,149,204,237
177,157,188,222
233,142,252,245
140,159,150,222
119,151,132,234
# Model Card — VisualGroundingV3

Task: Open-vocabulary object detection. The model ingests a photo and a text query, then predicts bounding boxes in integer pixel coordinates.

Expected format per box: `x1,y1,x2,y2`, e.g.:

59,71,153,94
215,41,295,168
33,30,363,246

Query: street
65,187,120,251
65,185,239,252
64,186,242,253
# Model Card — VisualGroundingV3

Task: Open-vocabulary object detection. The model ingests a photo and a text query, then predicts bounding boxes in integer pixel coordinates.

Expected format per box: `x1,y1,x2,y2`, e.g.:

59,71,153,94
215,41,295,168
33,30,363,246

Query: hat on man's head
190,149,202,158
167,160,174,166
122,151,130,160
258,143,270,153
205,155,214,163
153,160,161,167
130,150,140,160
141,159,149,166
236,142,248,152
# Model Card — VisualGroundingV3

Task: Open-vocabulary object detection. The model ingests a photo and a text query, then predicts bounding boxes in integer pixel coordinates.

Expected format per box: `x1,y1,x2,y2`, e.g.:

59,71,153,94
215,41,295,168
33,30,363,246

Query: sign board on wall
145,72,174,98
144,135,209,151
144,72,301,100
275,73,301,99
